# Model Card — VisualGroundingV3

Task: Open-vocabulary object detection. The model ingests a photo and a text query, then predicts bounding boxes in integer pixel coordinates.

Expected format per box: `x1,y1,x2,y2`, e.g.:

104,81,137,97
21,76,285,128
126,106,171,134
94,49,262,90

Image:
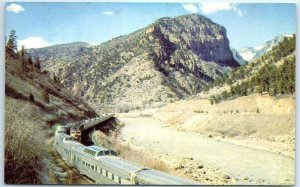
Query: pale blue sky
5,2,296,50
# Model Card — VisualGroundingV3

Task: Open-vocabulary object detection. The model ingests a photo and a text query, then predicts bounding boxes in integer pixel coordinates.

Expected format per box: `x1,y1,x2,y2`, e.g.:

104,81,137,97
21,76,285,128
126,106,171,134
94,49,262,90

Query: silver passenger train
54,127,198,185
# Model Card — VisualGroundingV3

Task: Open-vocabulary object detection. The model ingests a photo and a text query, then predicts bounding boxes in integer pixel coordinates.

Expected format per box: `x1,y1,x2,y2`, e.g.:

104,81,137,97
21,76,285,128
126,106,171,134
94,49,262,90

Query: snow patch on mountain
236,34,293,63
231,48,247,65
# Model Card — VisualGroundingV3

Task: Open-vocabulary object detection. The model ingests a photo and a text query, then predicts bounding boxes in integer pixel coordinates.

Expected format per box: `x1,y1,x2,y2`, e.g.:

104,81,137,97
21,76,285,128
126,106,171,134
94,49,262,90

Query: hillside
31,14,239,113
127,34,296,158
202,34,295,103
5,47,98,184
6,48,98,124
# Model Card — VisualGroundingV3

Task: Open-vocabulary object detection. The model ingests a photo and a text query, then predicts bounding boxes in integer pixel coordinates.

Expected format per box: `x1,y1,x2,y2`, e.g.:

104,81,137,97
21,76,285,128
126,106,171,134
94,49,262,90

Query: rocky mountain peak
150,14,237,66
31,14,239,113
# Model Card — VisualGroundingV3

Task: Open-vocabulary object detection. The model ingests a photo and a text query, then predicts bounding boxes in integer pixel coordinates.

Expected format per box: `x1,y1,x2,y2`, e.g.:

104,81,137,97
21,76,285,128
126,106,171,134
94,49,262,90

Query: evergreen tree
20,45,26,60
20,45,27,71
29,93,35,102
230,86,235,95
27,56,33,65
221,90,229,100
34,56,41,69
276,79,283,95
42,89,50,103
6,30,17,53
53,74,60,84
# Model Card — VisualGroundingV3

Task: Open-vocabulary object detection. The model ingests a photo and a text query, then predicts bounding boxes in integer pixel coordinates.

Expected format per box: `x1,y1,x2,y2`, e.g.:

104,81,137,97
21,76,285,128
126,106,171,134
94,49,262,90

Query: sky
5,2,296,50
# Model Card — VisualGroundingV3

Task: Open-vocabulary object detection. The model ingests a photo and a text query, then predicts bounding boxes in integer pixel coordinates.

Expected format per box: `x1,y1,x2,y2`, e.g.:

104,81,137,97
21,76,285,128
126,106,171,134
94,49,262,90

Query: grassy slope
5,50,98,184
5,50,98,125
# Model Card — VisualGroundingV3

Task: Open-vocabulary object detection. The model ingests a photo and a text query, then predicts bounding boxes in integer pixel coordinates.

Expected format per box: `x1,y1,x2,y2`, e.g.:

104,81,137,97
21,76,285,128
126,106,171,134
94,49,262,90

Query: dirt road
119,117,294,185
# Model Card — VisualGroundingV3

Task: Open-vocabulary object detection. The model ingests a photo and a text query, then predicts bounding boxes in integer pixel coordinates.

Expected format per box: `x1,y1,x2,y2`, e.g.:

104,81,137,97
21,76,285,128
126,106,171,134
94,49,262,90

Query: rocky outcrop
148,15,238,95
31,14,239,113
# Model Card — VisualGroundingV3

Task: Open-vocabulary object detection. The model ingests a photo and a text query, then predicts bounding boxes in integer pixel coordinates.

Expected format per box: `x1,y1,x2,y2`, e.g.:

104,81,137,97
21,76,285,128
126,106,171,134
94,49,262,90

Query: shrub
29,93,35,102
42,89,50,103
5,99,47,184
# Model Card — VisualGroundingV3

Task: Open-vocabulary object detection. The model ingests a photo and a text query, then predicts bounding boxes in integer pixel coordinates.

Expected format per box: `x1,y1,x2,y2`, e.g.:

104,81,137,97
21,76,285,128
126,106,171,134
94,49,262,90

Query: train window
118,177,121,184
112,174,114,180
97,151,103,156
106,171,108,177
91,165,94,170
110,150,118,156
100,168,103,174
82,161,85,165
105,150,109,155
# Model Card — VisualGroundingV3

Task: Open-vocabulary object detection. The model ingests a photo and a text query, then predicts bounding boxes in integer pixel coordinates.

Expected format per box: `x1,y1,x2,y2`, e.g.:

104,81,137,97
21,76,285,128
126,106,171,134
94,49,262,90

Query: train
54,127,198,185
70,125,81,142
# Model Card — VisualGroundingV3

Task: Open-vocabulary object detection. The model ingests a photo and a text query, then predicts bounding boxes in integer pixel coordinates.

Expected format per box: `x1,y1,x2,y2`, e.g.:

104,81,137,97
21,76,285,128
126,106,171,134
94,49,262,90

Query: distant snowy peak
254,45,263,51
238,34,293,62
231,48,247,65
238,47,257,61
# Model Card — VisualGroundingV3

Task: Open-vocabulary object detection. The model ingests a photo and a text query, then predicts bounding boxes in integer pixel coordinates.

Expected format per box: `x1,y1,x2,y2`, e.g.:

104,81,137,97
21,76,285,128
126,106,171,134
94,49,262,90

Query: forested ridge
202,34,296,104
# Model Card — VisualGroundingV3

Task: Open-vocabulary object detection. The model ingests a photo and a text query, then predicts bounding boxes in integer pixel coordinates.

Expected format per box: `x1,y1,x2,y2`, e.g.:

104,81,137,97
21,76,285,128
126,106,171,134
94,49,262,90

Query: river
119,117,294,185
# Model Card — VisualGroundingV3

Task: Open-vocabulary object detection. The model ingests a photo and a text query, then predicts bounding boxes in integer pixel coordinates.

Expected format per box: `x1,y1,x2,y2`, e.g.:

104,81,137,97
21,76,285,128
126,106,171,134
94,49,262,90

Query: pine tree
27,56,33,65
276,79,283,95
230,86,236,96
20,45,27,71
6,30,17,53
42,89,50,103
29,93,35,102
34,56,41,69
20,45,26,60
257,84,264,95
221,90,229,100
53,74,60,84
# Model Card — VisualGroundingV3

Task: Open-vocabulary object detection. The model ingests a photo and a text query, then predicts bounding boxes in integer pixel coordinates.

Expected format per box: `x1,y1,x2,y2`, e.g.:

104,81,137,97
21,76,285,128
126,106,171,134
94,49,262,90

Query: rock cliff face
231,48,247,65
147,15,238,95
31,14,239,112
153,15,237,65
